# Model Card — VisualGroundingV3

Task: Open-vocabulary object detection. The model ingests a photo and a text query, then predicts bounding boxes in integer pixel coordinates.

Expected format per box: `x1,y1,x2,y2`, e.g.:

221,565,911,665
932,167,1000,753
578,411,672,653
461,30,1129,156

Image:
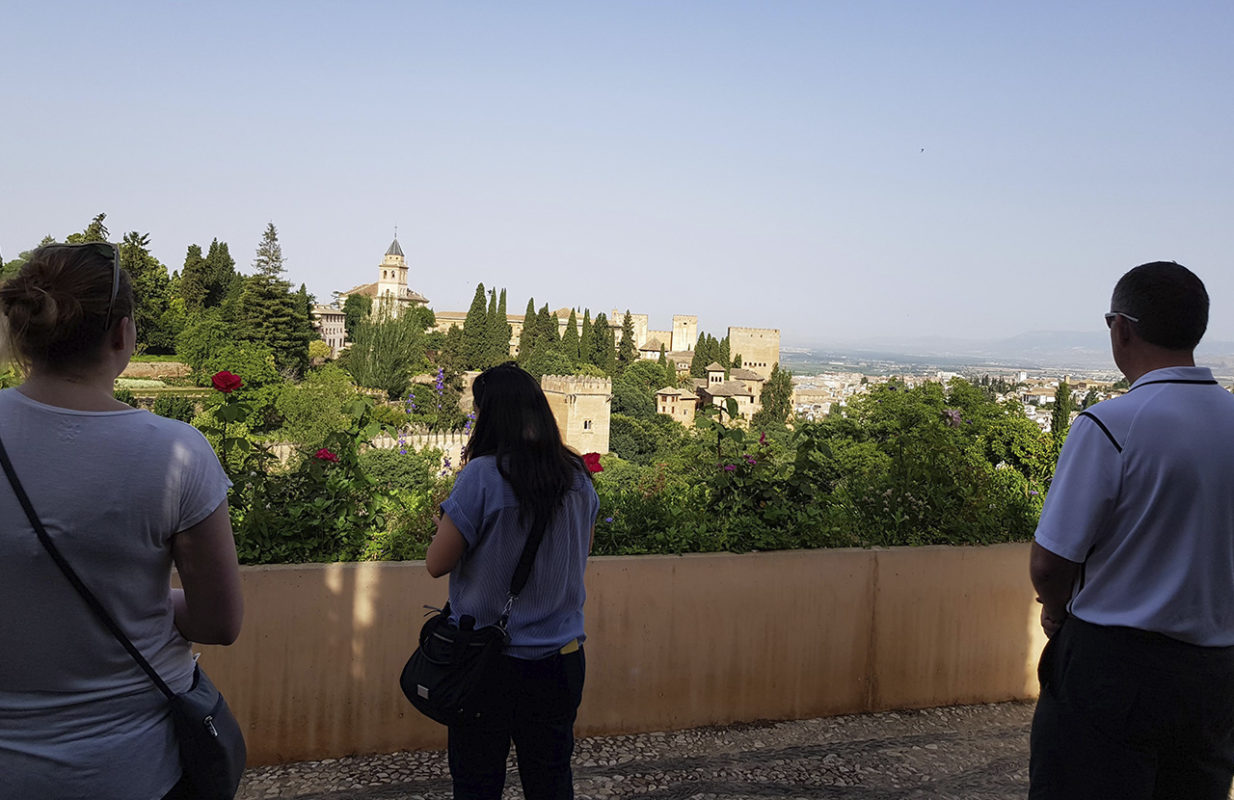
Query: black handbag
0,435,247,800
400,516,548,726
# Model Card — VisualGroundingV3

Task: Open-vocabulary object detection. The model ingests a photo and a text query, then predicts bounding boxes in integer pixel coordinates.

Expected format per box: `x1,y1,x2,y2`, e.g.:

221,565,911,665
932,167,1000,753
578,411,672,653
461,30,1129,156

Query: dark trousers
448,647,585,800
1030,616,1234,800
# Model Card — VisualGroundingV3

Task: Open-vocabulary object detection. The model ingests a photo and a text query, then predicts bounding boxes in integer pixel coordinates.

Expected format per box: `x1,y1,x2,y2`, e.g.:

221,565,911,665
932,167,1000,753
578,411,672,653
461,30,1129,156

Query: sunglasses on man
39,242,121,330
1104,311,1139,329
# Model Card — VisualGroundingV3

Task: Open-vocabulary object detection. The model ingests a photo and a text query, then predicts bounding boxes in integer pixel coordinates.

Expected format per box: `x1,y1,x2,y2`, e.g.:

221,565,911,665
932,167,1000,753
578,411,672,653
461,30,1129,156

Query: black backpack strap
0,433,176,701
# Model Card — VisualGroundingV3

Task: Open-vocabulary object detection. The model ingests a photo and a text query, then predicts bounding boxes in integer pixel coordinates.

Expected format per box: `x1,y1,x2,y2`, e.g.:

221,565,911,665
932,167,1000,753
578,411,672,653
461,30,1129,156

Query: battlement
728,326,781,336
541,375,613,395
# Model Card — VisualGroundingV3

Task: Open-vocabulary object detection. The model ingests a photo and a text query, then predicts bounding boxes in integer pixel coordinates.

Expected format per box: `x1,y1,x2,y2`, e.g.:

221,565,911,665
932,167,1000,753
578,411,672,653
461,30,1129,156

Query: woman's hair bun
0,245,122,369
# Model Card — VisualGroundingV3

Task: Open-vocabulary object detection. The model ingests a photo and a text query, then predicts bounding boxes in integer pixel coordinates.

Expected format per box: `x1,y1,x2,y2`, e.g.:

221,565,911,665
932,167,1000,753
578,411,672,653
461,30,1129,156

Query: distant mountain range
784,332,1234,373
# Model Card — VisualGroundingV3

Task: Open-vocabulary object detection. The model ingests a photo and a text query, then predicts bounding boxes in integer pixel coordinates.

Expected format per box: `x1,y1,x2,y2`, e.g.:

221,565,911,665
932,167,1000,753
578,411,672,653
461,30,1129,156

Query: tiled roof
386,238,404,257
731,368,764,381
338,281,428,304
705,362,725,371
701,381,754,398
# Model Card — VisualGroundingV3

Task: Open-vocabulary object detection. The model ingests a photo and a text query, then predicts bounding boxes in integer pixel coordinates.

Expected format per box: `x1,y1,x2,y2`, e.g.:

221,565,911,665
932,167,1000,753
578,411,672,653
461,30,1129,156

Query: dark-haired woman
0,243,243,799
426,363,598,800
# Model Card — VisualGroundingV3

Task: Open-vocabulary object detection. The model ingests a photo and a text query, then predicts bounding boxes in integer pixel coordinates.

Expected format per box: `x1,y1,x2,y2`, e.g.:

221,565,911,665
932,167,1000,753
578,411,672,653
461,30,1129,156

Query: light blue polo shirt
441,455,598,659
1035,366,1234,646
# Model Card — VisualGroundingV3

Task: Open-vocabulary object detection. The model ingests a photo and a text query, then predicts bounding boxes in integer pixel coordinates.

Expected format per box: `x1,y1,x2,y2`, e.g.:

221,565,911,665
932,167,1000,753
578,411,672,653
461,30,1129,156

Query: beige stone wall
728,327,780,378
540,375,612,455
195,544,1044,765
657,394,696,425
610,311,649,348
672,315,698,352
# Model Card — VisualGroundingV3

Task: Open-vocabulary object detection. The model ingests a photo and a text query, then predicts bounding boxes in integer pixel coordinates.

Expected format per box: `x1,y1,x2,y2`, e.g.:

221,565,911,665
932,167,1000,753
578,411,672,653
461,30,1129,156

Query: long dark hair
463,363,585,536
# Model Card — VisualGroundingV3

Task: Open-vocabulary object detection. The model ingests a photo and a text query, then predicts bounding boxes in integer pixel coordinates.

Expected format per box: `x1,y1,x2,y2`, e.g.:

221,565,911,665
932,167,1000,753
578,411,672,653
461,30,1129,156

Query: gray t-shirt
0,388,231,799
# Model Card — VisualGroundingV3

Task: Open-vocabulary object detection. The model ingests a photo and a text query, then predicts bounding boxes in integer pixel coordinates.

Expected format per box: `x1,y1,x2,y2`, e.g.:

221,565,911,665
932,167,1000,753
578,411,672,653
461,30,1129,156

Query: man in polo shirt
1028,261,1234,799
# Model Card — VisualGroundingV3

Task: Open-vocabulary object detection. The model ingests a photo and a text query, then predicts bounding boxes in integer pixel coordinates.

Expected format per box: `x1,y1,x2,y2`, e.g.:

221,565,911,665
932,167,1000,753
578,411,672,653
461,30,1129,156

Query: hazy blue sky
3,1,1232,347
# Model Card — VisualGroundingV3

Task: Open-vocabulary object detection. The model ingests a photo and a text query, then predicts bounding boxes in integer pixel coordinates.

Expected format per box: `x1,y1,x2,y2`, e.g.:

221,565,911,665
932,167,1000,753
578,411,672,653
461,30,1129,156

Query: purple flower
604,516,613,523
1029,490,1040,496
745,455,757,465
943,408,962,428
723,464,737,472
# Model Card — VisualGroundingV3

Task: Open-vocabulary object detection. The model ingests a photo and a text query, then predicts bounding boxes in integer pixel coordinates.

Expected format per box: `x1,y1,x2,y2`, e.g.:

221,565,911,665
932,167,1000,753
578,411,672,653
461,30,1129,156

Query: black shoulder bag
399,517,548,726
0,435,246,800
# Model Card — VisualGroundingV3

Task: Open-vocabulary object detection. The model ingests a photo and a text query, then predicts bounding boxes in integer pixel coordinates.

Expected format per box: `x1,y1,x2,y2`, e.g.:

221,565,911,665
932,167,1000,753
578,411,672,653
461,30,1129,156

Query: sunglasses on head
40,242,121,330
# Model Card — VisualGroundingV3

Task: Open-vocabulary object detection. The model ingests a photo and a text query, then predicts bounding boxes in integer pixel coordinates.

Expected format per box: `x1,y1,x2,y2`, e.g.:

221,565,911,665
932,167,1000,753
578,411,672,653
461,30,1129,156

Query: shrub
153,394,197,422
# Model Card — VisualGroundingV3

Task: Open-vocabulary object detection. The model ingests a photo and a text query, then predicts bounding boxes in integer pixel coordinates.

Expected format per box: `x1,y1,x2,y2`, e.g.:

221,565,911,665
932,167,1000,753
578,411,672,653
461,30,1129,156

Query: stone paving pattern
238,702,1040,799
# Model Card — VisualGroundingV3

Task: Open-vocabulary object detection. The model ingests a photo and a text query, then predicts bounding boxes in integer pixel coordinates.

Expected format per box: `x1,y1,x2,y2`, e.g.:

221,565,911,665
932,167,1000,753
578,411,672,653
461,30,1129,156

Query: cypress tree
484,289,499,366
461,282,488,369
590,312,609,368
658,344,674,387
538,304,558,344
579,309,594,365
1051,380,1073,438
618,310,638,367
487,288,510,364
718,335,731,370
689,331,708,377
518,298,538,361
599,324,617,374
561,309,580,363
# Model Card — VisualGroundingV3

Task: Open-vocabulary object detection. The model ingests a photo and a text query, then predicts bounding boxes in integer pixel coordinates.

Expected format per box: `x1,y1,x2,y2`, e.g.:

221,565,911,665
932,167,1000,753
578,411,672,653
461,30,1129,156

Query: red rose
314,448,340,463
211,370,243,394
582,452,603,473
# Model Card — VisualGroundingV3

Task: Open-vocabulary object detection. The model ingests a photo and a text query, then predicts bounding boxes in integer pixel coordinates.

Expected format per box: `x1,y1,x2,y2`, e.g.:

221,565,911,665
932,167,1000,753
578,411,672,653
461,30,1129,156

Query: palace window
583,420,592,430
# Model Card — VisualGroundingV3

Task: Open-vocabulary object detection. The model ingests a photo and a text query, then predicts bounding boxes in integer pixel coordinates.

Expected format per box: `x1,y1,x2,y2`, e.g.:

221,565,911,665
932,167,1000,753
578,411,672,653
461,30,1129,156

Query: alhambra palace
312,238,781,455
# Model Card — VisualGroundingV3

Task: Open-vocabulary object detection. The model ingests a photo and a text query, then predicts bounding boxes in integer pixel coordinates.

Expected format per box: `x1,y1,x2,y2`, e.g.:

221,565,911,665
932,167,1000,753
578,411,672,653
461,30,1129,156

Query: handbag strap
0,433,177,702
497,513,551,627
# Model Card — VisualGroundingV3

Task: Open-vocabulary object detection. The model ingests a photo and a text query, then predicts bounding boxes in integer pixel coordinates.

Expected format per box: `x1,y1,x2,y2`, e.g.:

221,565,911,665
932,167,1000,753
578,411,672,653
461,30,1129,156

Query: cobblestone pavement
238,702,1038,799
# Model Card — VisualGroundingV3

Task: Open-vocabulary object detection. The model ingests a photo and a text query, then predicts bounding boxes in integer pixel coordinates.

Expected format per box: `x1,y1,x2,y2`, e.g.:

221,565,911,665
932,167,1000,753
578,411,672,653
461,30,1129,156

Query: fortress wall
672,315,698,352
540,374,612,454
728,326,781,379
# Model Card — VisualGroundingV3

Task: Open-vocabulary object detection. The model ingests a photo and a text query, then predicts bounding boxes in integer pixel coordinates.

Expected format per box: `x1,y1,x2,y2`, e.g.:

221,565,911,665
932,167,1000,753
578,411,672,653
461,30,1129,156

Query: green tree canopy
752,363,793,428
178,244,209,310
202,239,236,309
343,293,372,340
119,231,177,352
66,213,109,244
345,307,431,398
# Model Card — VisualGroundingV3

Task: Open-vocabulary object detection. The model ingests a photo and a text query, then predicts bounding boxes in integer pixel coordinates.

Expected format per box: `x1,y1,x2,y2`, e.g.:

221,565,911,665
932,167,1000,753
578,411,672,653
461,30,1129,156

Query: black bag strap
498,515,549,627
0,433,177,702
